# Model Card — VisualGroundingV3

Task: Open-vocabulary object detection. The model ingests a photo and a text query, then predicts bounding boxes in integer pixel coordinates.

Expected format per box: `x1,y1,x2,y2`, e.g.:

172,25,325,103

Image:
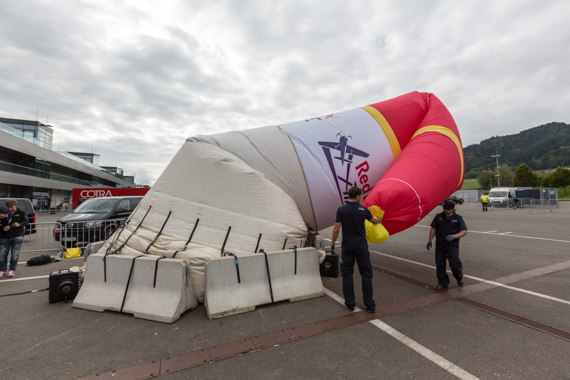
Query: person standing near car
426,199,467,290
480,193,489,211
331,186,381,313
0,199,28,278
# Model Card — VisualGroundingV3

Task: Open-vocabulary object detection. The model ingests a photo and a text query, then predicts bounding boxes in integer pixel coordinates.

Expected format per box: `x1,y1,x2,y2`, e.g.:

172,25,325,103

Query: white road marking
459,273,570,306
502,233,570,243
323,288,358,310
369,320,481,380
1,256,82,283
414,224,570,243
322,238,569,305
323,289,480,380
0,275,49,282
369,250,570,305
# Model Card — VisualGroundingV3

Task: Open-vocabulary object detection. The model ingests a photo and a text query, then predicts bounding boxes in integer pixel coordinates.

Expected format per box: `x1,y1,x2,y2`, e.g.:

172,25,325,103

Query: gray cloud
1,0,569,185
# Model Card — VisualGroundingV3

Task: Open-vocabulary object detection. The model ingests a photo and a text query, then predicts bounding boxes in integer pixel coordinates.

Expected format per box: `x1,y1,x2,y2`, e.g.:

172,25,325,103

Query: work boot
433,284,448,290
364,305,376,313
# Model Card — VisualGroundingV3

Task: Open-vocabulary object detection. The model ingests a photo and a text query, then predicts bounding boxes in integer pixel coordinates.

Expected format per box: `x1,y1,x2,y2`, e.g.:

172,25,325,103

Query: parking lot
0,203,568,379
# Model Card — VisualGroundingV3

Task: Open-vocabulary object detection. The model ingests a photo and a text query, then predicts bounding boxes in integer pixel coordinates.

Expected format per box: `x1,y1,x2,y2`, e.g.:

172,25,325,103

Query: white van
487,187,532,207
487,187,517,207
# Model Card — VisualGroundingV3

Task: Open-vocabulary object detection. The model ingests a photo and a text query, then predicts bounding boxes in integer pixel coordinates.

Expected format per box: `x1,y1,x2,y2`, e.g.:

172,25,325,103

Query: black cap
0,206,10,213
443,199,455,209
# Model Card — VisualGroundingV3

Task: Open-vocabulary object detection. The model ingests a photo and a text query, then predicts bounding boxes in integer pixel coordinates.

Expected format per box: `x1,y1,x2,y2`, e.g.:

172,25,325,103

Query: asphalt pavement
0,203,568,379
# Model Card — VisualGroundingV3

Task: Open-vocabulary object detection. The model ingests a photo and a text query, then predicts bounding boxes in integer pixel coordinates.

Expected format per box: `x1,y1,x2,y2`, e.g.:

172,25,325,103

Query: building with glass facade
0,117,135,210
68,152,101,166
0,117,54,150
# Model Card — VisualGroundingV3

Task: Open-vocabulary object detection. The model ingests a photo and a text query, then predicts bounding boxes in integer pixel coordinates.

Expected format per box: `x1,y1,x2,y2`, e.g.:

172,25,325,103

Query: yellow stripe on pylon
361,106,401,159
412,125,465,187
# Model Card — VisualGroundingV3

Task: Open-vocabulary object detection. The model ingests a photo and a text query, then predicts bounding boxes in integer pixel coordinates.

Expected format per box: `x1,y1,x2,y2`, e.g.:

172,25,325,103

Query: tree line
477,164,570,194
464,122,570,178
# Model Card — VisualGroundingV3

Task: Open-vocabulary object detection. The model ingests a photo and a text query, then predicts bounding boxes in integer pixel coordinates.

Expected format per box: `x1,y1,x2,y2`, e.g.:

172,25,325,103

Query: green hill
464,122,570,178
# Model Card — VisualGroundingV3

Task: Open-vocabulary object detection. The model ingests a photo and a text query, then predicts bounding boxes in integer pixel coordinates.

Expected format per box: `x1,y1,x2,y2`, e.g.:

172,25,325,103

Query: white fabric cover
98,108,395,304
101,141,307,302
190,126,315,230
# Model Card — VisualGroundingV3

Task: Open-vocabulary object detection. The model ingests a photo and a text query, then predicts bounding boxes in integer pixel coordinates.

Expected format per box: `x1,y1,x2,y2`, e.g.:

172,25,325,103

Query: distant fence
20,219,122,258
34,208,72,217
21,222,64,256
55,218,125,249
529,199,560,210
453,188,560,208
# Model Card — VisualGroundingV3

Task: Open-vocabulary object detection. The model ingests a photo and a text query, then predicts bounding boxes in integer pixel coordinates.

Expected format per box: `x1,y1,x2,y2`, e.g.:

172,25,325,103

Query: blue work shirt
335,202,373,249
430,212,467,247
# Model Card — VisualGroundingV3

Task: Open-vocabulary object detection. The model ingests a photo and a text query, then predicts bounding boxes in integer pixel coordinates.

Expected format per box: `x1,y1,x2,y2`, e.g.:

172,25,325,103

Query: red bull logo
319,132,371,203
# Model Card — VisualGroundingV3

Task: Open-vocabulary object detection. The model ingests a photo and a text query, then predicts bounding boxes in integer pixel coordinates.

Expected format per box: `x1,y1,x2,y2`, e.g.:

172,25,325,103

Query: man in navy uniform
331,186,381,312
426,199,468,289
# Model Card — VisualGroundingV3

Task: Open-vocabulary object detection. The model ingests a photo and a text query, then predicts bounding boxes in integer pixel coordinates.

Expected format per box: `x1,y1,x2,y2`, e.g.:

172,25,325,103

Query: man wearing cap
426,199,468,290
0,200,28,278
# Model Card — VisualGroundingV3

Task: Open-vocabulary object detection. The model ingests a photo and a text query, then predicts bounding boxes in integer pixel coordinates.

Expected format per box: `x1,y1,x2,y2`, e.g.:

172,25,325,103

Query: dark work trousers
341,247,375,310
435,244,463,287
482,202,488,211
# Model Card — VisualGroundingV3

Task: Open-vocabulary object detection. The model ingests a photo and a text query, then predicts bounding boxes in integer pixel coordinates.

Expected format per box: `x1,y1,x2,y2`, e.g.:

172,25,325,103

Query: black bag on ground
27,255,53,266
320,249,340,277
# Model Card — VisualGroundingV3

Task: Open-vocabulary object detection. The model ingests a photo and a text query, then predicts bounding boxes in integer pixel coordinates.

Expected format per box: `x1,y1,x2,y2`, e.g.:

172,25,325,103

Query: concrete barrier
73,252,197,323
204,247,323,319
83,241,106,260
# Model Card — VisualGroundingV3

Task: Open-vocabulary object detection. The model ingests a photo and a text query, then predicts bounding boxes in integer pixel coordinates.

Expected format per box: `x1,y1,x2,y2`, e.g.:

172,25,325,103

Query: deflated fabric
98,91,463,304
100,142,307,302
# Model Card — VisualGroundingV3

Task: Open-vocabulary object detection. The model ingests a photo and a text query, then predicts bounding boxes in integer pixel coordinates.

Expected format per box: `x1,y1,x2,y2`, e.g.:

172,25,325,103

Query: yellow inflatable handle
365,205,389,243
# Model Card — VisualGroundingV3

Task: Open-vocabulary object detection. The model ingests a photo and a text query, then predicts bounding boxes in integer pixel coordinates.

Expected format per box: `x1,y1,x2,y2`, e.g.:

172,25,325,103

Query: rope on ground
0,288,49,297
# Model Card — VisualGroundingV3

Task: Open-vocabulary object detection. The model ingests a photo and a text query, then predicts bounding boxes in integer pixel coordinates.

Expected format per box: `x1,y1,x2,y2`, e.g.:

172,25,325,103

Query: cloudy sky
1,0,568,185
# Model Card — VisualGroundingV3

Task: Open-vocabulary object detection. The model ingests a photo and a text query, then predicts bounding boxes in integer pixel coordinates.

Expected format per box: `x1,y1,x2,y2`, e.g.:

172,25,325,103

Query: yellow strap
361,106,401,159
411,125,464,188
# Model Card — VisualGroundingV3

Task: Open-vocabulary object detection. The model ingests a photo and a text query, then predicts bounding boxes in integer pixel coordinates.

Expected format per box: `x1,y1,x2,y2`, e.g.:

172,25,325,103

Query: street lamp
491,153,500,187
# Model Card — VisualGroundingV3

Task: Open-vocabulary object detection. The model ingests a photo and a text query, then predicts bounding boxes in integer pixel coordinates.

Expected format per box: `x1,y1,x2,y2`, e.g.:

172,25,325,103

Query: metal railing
529,199,559,210
477,197,560,211
55,218,126,249
19,219,126,259
21,222,64,256
34,208,72,217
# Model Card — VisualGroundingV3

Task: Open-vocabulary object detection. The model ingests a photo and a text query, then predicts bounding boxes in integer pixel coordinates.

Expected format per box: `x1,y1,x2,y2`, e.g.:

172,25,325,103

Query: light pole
491,153,500,187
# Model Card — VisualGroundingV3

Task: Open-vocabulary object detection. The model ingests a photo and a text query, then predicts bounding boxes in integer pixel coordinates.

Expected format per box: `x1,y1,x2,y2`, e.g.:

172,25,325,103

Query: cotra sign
79,190,113,198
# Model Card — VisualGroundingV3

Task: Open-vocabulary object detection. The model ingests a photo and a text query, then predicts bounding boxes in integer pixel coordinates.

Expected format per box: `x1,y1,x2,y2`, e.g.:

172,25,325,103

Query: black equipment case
49,269,79,303
320,250,340,277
